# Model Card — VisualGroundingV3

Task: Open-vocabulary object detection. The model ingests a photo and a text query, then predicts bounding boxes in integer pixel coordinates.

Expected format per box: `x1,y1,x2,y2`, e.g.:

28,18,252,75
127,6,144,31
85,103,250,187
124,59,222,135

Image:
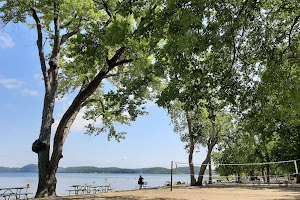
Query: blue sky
0,22,206,169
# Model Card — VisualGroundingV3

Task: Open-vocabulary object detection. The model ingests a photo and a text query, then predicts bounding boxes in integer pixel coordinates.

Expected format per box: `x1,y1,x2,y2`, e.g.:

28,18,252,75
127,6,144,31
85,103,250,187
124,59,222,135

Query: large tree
0,0,163,197
155,0,299,185
154,0,260,186
213,0,300,180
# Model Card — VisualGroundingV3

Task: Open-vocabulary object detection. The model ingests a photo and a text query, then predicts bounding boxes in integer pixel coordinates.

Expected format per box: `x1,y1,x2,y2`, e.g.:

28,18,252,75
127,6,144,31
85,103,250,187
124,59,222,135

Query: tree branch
49,1,61,68
94,0,116,18
237,54,249,65
236,0,249,19
59,14,78,29
31,8,48,84
115,59,133,66
133,4,157,35
101,0,115,19
104,73,120,78
61,18,82,44
107,47,126,69
51,70,107,169
282,14,300,56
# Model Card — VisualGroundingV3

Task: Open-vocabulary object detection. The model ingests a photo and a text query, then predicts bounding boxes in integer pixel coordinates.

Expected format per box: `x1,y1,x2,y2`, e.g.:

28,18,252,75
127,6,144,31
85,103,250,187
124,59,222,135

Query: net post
171,161,173,191
294,160,299,174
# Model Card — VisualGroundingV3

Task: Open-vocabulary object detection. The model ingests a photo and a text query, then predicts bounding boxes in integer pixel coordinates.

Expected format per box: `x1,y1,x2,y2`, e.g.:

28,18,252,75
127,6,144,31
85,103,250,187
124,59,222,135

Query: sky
0,22,207,169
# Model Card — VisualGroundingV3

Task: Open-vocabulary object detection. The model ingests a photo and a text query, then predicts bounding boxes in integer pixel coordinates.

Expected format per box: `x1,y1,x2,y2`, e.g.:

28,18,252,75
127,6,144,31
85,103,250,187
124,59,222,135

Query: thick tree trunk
36,108,80,198
35,64,59,197
186,112,196,186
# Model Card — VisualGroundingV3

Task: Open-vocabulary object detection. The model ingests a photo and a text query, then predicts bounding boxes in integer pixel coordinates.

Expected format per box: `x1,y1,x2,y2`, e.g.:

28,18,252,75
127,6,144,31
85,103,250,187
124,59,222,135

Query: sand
37,186,300,200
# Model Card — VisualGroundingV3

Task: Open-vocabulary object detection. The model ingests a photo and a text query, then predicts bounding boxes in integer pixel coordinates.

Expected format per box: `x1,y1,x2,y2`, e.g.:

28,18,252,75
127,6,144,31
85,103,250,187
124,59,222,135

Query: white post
171,161,173,191
294,160,299,174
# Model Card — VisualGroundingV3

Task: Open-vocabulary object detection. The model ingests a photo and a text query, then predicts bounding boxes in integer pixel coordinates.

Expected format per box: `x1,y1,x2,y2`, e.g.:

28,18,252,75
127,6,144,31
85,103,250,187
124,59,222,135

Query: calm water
0,172,191,197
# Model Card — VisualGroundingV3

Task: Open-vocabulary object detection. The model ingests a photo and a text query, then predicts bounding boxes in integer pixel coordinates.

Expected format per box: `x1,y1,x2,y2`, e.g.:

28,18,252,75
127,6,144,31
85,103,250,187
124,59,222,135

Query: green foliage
151,0,299,177
56,0,166,140
0,0,103,38
1,0,167,142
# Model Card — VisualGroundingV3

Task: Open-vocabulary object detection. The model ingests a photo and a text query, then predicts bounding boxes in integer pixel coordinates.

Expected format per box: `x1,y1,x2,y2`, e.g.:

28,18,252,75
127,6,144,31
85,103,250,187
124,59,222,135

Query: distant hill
0,164,38,172
21,164,38,172
0,165,216,175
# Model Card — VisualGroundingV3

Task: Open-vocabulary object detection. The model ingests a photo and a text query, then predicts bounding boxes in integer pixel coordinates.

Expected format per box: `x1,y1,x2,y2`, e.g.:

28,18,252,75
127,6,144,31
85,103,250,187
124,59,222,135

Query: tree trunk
186,112,196,186
250,170,255,181
237,173,241,183
262,168,266,182
31,3,61,197
196,110,217,186
209,156,212,184
196,144,214,186
267,165,270,183
35,64,59,197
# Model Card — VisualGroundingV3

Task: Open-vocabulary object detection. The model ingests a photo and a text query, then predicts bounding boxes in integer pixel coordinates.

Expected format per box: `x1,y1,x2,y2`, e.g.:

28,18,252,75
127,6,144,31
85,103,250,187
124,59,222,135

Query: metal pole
171,161,173,191
294,160,299,174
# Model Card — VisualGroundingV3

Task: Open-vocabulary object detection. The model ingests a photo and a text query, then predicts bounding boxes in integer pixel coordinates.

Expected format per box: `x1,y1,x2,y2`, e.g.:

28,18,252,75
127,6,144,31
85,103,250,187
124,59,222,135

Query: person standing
138,175,144,189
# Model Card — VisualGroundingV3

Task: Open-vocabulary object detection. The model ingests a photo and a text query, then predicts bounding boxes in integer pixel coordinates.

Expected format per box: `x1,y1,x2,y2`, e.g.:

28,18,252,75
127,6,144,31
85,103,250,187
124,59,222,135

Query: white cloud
0,33,15,48
122,156,128,160
70,110,102,132
0,78,24,89
0,77,40,96
21,88,39,96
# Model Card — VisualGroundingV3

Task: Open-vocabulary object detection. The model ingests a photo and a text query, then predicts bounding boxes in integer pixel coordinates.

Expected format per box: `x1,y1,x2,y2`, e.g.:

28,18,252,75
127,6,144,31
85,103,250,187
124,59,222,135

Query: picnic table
66,185,111,196
67,185,91,195
0,187,32,200
89,185,111,193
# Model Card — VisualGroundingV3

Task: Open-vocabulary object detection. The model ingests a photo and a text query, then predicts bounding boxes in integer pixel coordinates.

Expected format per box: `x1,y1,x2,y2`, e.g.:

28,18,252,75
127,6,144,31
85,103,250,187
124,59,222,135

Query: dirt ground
36,185,300,200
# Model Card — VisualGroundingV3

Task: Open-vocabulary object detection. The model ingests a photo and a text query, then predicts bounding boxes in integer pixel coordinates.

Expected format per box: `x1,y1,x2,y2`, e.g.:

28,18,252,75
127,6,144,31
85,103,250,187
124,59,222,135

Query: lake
0,172,192,197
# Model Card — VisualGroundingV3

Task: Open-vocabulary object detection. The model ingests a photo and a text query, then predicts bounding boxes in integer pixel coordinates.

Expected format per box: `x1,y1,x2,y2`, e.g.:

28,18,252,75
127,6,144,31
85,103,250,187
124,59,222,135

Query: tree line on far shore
0,164,216,175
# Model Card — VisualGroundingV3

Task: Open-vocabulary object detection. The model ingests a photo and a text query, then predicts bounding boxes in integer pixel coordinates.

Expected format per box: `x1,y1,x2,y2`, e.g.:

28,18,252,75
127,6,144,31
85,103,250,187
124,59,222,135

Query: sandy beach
37,185,300,200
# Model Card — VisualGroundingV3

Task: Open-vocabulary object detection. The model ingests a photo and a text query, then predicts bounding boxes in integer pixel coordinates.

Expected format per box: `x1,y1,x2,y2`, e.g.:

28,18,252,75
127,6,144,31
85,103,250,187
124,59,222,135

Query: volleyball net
171,159,300,186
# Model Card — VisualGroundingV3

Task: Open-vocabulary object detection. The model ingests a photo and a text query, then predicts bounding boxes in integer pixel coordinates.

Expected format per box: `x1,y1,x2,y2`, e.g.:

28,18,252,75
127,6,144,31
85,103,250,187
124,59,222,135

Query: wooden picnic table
0,187,31,200
89,185,111,193
67,185,94,195
67,185,111,196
